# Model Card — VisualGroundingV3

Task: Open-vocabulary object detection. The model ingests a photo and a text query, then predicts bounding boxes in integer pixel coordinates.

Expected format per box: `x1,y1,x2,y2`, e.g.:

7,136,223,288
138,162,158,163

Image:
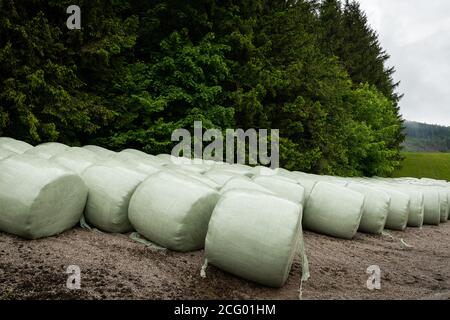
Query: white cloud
358,0,450,125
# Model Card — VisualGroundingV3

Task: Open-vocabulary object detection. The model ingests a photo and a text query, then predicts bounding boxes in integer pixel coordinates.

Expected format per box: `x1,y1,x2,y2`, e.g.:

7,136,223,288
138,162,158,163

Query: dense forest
403,121,450,152
0,0,404,176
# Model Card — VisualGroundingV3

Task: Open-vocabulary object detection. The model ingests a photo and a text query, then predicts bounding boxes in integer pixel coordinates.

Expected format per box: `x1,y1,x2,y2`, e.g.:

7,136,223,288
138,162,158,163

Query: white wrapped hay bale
128,171,220,252
81,164,148,233
82,145,116,158
165,163,210,174
220,176,274,194
24,142,69,159
345,183,390,234
369,185,410,231
0,155,87,239
204,189,306,287
304,182,364,239
0,137,33,154
0,146,16,160
437,189,449,223
253,175,305,204
398,187,424,228
50,147,101,175
420,188,441,225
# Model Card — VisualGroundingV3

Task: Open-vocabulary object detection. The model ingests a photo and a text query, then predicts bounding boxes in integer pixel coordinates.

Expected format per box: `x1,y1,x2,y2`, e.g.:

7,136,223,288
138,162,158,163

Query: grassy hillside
392,152,450,181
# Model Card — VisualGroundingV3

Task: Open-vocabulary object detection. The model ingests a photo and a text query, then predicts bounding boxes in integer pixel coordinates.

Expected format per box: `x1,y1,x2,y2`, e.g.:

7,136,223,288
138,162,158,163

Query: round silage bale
204,189,304,287
345,183,390,234
397,187,424,228
0,155,88,239
368,185,410,231
253,175,305,204
165,163,210,174
82,145,116,158
50,147,101,175
437,189,449,222
128,171,220,252
0,137,33,154
212,163,253,177
81,164,148,233
419,187,441,225
0,146,16,160
23,142,70,159
304,182,364,239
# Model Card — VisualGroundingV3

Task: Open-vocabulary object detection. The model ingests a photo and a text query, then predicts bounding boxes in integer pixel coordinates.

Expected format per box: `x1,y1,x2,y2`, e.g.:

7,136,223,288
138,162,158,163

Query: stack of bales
0,136,449,291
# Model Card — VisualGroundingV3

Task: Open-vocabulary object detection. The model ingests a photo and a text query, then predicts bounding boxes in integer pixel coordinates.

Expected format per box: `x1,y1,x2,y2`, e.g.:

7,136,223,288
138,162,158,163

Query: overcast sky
357,0,450,126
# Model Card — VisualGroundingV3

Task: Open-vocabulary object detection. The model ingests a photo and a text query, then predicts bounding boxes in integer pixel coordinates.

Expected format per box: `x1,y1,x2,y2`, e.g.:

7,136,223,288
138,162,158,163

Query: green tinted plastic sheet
204,189,305,287
129,171,220,252
304,182,364,239
0,155,87,239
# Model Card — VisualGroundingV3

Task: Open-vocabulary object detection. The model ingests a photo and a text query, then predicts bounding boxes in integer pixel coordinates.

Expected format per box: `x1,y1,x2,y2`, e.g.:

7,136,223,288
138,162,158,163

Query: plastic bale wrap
24,142,70,159
346,183,390,234
165,163,210,175
204,169,243,187
251,166,277,176
0,137,33,154
0,155,88,239
253,175,305,205
275,169,317,204
128,171,220,252
204,189,305,287
82,145,116,158
419,187,441,225
113,152,163,175
212,163,253,177
167,168,220,190
81,164,148,233
0,147,16,160
437,189,449,222
369,185,410,231
50,147,101,175
121,149,168,166
220,176,274,194
304,182,364,239
396,186,424,228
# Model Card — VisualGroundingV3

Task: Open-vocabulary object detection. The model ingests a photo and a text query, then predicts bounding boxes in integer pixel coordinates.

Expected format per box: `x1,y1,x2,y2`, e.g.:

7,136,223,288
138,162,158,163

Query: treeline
0,0,403,176
403,121,450,152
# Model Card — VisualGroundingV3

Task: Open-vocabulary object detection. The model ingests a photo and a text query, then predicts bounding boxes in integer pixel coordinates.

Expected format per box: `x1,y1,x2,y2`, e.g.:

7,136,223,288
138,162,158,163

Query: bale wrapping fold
204,189,305,287
0,146,16,160
304,182,364,239
370,185,410,231
129,171,220,252
0,155,87,239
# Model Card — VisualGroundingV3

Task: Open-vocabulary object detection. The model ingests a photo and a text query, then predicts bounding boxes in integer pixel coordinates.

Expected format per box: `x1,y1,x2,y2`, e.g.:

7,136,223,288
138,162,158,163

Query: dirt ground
0,222,449,300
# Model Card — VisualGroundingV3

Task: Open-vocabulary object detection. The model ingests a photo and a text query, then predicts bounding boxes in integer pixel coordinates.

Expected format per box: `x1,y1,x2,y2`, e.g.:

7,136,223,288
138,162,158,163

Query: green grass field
392,152,450,181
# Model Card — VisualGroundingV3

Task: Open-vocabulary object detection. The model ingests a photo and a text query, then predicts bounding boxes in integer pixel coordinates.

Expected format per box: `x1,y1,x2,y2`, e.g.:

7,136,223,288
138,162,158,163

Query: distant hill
402,121,450,152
